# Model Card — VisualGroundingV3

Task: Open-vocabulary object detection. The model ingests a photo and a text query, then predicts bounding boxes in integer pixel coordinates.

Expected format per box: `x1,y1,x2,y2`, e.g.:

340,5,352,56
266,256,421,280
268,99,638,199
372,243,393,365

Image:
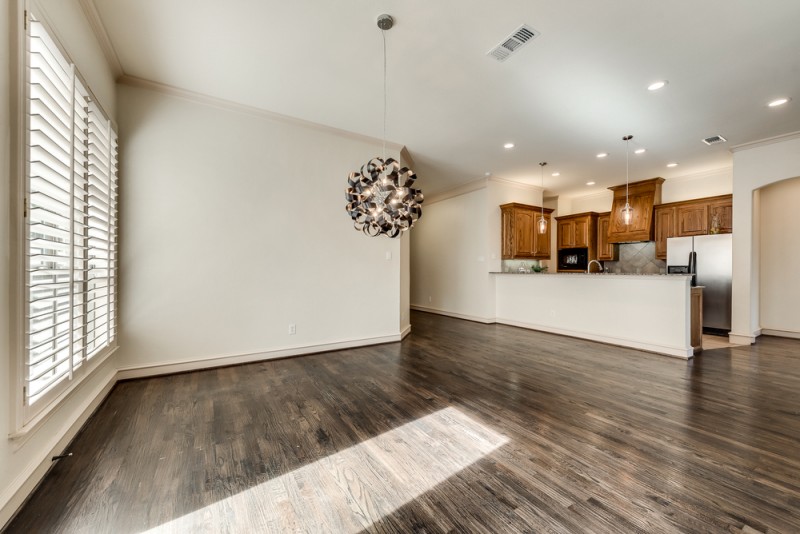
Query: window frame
9,1,119,437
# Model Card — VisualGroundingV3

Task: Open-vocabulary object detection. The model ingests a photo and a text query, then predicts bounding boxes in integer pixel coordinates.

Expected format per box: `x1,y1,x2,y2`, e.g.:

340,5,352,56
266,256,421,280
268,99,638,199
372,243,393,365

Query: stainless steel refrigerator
667,234,732,333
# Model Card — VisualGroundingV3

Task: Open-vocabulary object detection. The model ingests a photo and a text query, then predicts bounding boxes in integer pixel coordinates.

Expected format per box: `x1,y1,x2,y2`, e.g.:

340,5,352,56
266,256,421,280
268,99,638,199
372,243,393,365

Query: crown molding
424,178,488,205
77,0,123,78
487,176,544,194
118,75,404,151
424,175,546,206
730,131,800,152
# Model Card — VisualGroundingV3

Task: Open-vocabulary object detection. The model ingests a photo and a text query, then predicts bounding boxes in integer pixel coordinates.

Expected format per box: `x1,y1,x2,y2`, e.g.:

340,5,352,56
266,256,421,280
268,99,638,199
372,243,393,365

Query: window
24,13,118,416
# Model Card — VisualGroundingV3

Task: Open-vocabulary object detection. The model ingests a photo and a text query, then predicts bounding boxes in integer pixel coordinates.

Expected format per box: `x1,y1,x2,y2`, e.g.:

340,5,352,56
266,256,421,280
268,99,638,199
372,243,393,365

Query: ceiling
90,0,800,198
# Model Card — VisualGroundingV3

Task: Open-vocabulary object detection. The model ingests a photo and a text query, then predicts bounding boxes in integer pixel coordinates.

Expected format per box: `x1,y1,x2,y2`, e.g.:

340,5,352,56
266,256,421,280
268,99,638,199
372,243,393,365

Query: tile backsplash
603,241,666,274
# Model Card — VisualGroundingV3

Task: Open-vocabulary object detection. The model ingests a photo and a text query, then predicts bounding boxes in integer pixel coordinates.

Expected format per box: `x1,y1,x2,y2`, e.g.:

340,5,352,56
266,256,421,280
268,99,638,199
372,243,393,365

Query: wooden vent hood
607,177,664,243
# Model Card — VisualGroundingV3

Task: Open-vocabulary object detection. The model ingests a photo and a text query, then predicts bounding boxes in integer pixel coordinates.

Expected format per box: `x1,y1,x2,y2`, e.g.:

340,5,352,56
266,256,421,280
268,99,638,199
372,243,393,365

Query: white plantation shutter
25,14,118,410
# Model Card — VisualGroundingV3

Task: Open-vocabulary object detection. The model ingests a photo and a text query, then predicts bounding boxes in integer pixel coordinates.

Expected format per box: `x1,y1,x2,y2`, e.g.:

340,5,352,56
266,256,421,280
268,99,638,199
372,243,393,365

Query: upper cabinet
597,212,619,261
654,206,676,259
708,199,733,233
654,194,733,259
555,212,598,250
607,178,664,243
500,203,553,260
676,203,708,235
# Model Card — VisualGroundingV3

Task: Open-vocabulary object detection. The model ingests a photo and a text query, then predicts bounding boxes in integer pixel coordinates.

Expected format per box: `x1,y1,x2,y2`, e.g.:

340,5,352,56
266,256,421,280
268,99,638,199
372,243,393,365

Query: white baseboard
760,328,800,340
116,333,405,380
0,365,118,529
729,332,758,345
496,317,693,359
400,324,412,339
410,305,495,324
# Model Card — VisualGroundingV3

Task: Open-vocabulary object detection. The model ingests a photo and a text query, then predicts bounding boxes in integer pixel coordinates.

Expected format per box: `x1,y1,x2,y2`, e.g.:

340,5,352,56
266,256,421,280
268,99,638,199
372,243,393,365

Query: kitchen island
492,273,699,358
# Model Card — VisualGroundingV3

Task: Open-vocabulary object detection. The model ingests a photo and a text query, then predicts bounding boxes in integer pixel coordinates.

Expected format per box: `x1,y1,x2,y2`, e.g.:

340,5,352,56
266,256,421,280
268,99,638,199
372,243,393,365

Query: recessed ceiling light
551,172,560,177
503,142,515,149
596,153,608,158
768,97,790,107
586,181,596,186
635,148,646,154
666,162,678,168
648,80,668,91
485,172,492,176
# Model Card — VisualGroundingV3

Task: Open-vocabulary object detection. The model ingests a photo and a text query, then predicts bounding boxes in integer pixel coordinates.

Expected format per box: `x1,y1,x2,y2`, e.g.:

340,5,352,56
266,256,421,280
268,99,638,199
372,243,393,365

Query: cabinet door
574,218,589,248
557,220,575,249
597,214,617,261
514,209,535,256
501,207,514,259
533,213,551,258
708,199,732,233
655,206,676,259
677,203,708,236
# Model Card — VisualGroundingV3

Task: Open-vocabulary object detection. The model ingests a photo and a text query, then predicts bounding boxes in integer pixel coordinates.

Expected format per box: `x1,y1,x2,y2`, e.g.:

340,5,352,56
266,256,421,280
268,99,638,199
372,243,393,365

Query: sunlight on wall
145,407,508,532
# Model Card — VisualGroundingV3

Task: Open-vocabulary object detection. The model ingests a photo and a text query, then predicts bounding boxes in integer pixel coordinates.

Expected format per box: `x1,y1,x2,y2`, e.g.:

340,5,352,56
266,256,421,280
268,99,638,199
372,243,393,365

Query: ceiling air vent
487,24,540,63
702,135,727,146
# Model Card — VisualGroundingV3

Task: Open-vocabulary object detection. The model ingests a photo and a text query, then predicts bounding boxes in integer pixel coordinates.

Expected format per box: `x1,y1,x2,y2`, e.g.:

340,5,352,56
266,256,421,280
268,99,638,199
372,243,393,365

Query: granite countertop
490,271,691,278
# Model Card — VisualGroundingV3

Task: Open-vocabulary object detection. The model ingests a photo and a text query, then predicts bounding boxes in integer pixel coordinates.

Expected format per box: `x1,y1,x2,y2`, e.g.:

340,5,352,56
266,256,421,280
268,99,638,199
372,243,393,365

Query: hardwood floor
5,311,800,533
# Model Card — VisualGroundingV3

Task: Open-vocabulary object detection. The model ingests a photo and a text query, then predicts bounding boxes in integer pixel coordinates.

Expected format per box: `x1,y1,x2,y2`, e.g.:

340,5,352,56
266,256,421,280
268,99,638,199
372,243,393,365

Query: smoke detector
487,24,540,62
702,135,727,146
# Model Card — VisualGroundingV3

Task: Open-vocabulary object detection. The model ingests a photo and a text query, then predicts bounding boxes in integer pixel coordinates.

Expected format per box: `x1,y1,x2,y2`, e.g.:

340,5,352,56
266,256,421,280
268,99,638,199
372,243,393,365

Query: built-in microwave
557,248,588,272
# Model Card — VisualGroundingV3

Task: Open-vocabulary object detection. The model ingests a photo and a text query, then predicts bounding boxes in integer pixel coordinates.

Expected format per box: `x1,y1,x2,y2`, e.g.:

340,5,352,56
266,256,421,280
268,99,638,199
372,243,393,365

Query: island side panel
494,275,693,358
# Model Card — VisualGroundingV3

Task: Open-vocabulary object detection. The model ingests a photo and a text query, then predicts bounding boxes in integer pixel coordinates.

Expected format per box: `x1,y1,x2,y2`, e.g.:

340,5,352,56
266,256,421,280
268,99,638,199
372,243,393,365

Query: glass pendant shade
622,201,633,225
538,161,548,234
622,135,634,226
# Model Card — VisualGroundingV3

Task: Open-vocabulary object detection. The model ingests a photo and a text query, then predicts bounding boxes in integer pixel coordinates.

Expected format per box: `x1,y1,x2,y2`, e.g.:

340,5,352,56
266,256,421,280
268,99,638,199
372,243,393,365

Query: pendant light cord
625,137,630,203
382,29,387,160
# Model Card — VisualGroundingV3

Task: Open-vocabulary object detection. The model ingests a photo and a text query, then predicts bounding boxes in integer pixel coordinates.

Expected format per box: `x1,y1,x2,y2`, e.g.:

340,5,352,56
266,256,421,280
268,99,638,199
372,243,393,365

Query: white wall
569,191,612,214
115,84,406,371
731,134,800,343
759,177,800,335
1,0,119,526
410,178,543,322
661,168,732,203
410,187,493,321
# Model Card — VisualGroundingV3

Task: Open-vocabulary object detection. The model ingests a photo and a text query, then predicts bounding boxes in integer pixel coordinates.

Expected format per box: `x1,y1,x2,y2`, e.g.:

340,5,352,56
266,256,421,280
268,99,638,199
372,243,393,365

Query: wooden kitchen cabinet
558,219,576,249
654,206,676,259
500,203,553,260
708,198,733,233
653,194,733,259
676,203,708,236
555,212,598,250
597,212,619,261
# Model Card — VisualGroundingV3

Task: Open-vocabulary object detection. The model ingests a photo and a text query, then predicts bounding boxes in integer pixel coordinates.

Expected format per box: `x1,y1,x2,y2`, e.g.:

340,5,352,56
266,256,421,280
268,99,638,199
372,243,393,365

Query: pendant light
537,162,548,234
345,15,423,238
622,135,634,226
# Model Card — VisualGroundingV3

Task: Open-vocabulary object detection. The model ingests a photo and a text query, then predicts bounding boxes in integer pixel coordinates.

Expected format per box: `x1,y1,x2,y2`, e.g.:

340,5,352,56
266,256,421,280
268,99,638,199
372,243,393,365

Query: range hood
607,177,664,243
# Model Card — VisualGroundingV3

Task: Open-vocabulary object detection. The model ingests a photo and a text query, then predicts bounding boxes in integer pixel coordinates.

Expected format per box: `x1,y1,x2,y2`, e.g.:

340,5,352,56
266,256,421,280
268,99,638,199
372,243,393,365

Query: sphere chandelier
345,14,423,238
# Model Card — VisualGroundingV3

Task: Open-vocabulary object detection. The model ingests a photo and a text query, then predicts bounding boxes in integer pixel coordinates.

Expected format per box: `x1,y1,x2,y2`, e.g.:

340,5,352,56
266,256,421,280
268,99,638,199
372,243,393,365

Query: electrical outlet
289,323,296,335
429,296,432,303
385,251,392,261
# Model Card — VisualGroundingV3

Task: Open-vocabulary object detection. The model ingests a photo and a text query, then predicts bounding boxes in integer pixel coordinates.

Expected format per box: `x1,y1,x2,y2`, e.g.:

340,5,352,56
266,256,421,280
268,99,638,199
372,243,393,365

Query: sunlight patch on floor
144,407,508,533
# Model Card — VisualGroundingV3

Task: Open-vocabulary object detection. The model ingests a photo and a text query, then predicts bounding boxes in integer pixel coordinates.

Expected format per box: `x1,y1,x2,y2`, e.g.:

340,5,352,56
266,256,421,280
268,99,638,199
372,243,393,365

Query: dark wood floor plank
4,311,800,533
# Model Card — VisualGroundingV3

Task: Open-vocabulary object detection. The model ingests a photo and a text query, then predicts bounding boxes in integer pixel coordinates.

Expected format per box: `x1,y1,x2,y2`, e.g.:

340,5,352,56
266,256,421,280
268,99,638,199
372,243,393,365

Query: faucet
587,260,603,274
